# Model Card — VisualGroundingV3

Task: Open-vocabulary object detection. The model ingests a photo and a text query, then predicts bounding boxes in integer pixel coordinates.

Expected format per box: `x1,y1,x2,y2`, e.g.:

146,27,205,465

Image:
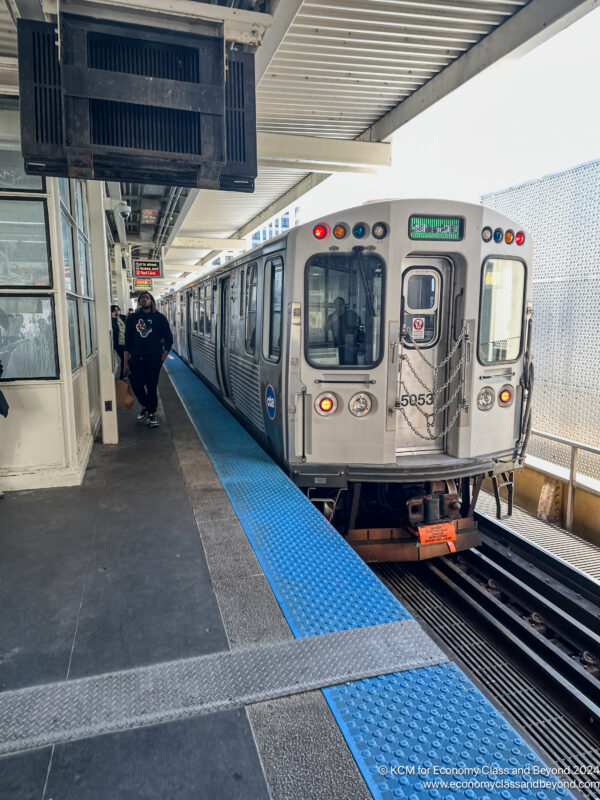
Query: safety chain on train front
396,324,468,441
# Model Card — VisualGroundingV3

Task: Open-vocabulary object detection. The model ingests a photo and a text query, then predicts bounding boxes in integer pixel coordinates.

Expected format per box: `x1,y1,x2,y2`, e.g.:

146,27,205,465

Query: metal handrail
530,429,600,531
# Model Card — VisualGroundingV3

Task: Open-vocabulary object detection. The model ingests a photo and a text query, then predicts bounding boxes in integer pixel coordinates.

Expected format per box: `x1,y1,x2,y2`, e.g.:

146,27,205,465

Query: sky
295,5,600,224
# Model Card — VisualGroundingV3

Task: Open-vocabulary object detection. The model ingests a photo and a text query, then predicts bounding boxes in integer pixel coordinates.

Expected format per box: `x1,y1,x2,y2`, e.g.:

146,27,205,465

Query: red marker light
315,392,338,415
515,231,525,245
313,223,330,240
499,389,512,404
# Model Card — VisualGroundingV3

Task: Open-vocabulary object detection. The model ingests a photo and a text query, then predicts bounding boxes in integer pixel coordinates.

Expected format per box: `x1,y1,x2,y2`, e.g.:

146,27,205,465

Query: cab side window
478,258,525,363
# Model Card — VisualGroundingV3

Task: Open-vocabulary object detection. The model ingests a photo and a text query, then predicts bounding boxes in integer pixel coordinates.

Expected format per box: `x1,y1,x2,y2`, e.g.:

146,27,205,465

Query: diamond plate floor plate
165,357,577,800
0,621,445,756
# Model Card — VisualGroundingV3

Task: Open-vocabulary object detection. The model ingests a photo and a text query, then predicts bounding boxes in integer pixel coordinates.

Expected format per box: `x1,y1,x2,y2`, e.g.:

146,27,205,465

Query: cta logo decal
265,384,277,421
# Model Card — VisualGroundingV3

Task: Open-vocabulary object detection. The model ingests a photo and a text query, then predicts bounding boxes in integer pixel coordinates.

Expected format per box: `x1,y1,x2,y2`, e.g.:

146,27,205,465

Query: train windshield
305,251,384,368
478,258,525,363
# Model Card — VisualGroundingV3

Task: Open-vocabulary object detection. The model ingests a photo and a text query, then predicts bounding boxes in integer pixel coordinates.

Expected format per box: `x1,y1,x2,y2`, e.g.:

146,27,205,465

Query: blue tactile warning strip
324,665,573,800
165,355,408,637
166,356,576,800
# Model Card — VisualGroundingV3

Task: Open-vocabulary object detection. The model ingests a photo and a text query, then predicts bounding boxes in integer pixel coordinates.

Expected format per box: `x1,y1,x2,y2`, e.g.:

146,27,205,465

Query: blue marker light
493,228,503,243
352,222,369,239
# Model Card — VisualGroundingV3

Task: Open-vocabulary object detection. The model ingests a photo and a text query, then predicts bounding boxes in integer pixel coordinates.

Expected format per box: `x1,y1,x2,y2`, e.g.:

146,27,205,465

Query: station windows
0,295,58,379
59,177,95,372
0,119,60,381
478,258,525,364
263,257,283,362
67,296,82,369
305,251,384,369
245,262,258,355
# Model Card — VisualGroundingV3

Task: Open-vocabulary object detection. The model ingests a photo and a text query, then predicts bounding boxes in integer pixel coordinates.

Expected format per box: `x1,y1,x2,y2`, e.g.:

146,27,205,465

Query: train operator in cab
324,296,363,365
124,291,173,428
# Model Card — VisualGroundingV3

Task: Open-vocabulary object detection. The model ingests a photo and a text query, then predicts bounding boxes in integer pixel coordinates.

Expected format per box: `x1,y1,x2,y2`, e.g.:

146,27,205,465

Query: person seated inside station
324,296,363,366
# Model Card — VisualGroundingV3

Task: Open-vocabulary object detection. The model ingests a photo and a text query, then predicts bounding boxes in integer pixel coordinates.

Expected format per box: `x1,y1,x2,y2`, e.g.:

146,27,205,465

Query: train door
396,257,453,453
219,276,232,397
260,257,285,458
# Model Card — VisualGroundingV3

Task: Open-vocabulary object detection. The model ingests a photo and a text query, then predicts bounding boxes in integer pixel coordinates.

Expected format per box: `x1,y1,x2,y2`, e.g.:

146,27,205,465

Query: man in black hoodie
124,291,173,428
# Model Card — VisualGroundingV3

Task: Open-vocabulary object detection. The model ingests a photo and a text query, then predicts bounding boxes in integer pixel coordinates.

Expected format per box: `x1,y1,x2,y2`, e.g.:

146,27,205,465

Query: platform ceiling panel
0,3,16,57
255,0,529,138
170,166,309,260
170,0,531,272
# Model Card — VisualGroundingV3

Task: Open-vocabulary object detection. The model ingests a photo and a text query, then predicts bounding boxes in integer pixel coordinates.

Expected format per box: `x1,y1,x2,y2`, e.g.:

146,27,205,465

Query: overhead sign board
133,278,152,291
133,259,162,279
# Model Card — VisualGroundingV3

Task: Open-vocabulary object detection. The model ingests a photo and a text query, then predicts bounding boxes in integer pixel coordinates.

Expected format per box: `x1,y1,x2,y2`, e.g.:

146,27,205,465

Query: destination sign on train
408,215,464,241
133,259,162,278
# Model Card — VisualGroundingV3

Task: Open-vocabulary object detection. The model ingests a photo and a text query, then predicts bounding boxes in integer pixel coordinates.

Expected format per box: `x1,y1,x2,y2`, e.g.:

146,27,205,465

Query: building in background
482,160,600,484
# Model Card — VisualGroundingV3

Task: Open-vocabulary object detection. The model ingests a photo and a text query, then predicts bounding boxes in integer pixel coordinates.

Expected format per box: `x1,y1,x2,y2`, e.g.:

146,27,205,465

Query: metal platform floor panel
165,354,577,800
477,492,600,583
0,394,270,800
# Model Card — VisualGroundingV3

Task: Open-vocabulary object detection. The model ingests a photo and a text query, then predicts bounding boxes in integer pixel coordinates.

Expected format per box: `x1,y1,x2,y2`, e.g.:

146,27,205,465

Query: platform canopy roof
1,0,596,291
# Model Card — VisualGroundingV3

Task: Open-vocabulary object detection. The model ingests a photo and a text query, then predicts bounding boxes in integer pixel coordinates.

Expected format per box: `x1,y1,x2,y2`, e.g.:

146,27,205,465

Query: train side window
263,257,283,362
192,288,199,333
206,283,213,338
245,262,258,354
239,269,245,316
402,268,440,346
478,257,525,364
198,285,206,336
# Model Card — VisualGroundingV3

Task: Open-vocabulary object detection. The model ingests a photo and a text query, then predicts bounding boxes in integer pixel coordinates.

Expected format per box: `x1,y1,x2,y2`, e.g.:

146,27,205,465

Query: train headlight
315,392,338,416
349,392,372,417
498,385,514,407
481,226,493,242
477,386,495,411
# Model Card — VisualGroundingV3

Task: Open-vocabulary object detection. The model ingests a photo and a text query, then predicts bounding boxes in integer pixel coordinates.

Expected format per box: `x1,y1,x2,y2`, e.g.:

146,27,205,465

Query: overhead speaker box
17,15,256,191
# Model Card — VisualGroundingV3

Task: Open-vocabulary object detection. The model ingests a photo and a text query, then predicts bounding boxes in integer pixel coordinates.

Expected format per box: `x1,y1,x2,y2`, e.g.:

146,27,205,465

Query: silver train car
161,199,533,561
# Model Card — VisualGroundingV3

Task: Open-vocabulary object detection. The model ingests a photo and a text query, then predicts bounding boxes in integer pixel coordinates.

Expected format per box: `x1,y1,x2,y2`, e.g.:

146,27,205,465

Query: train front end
287,199,532,561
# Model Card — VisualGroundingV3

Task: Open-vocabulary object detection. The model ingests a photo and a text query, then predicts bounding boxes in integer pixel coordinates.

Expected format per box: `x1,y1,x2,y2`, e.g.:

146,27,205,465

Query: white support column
87,181,119,444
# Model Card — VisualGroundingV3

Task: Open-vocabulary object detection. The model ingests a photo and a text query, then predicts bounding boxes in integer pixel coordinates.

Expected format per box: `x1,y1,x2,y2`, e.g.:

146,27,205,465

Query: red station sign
133,259,162,278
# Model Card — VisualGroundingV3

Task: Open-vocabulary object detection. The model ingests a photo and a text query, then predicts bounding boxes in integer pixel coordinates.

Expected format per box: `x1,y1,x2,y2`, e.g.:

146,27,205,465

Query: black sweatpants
129,354,163,414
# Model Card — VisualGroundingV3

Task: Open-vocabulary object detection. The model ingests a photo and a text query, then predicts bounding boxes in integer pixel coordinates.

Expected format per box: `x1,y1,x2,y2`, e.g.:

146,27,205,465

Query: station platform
0,354,578,799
